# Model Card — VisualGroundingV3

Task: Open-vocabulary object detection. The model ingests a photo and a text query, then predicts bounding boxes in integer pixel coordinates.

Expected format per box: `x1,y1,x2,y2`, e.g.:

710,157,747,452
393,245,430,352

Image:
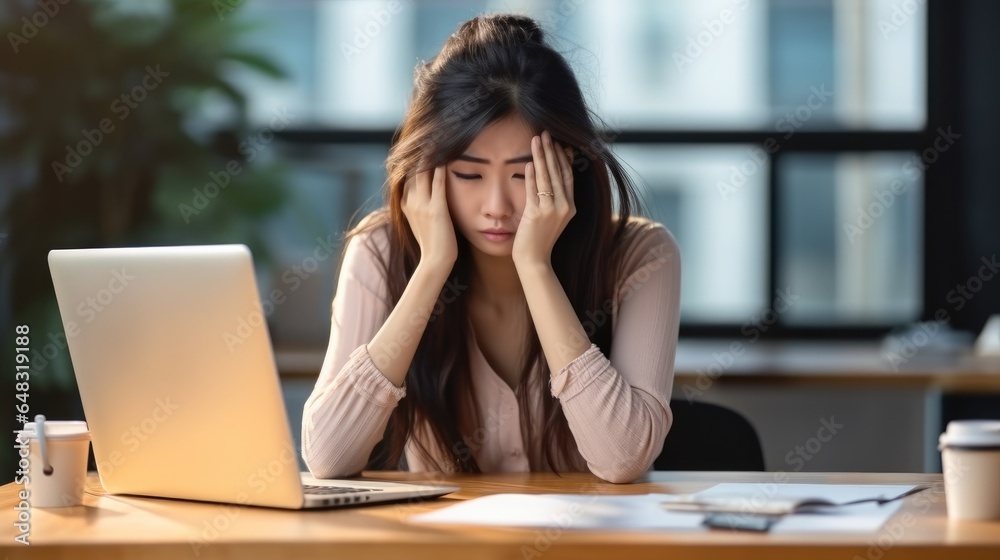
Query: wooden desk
2,471,998,559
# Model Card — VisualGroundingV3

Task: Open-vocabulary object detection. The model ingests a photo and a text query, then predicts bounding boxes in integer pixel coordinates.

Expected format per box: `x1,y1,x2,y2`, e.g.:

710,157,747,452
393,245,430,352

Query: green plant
1,0,291,384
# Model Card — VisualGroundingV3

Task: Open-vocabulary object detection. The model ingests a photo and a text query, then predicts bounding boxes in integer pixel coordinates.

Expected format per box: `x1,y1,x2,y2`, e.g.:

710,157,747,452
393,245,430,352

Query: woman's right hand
401,165,458,268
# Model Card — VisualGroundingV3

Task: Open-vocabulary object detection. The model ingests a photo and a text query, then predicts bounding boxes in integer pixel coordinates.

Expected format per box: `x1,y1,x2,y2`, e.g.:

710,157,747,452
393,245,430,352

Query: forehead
464,114,534,155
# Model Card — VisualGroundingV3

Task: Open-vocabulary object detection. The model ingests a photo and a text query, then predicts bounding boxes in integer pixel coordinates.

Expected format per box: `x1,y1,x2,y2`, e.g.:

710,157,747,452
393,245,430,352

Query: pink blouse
301,213,681,483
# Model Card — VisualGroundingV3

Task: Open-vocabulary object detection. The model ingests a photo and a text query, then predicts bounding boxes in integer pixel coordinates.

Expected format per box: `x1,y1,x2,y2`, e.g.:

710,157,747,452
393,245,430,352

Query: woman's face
445,113,534,258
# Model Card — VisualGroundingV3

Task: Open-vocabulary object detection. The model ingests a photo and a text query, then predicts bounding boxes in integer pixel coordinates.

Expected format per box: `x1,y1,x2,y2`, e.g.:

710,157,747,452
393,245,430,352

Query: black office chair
654,400,766,471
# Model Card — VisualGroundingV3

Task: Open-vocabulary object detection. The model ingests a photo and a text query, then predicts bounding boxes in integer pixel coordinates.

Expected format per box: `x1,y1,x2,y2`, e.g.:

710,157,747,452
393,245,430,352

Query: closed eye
452,172,526,181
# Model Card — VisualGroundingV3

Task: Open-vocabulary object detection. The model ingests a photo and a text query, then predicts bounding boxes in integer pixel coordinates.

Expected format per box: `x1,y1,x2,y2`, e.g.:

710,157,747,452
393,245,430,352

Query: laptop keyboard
302,484,382,495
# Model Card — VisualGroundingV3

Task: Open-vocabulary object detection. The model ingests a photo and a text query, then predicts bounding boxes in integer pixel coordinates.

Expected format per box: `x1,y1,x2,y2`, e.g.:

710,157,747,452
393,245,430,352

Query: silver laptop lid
49,244,305,508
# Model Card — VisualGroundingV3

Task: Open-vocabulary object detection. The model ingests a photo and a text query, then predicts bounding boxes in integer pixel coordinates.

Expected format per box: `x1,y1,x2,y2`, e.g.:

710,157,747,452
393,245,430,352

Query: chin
467,236,513,258
473,243,512,258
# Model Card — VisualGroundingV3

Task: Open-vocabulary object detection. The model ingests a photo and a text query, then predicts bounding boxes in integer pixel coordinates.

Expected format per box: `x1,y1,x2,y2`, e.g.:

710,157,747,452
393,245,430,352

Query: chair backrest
654,400,766,471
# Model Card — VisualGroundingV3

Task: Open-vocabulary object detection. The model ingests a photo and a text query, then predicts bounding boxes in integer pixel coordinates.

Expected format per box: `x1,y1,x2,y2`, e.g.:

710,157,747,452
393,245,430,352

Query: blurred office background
1,0,998,479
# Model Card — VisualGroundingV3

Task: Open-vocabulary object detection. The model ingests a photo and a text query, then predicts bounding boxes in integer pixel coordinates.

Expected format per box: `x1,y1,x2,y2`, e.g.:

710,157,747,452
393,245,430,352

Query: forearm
515,253,675,483
366,260,454,387
301,343,404,477
514,261,591,375
556,356,671,482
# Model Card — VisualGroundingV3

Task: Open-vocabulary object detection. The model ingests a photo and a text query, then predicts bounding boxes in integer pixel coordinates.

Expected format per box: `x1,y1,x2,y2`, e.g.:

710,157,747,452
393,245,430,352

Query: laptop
48,244,458,509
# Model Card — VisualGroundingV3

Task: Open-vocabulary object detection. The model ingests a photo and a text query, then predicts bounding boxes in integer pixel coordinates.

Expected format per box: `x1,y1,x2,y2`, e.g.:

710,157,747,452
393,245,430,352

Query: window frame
273,3,958,340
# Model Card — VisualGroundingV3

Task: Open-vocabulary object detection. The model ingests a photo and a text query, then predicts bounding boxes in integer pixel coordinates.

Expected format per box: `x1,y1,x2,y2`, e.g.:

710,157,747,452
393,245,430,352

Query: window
227,0,932,337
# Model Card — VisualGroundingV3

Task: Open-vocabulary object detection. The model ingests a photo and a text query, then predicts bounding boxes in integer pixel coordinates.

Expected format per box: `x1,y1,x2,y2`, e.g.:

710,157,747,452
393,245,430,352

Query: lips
481,229,512,234
481,230,513,242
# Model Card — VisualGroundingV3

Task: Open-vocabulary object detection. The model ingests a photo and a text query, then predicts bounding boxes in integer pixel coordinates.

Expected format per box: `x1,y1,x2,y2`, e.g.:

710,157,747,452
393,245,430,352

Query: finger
524,160,538,218
541,131,564,201
555,142,574,204
404,167,423,206
416,167,432,202
430,165,446,207
531,135,552,200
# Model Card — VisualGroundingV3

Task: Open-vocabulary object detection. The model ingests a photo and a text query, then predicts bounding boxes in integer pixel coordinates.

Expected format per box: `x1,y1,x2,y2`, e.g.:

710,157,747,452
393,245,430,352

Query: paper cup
939,420,1000,521
17,417,91,508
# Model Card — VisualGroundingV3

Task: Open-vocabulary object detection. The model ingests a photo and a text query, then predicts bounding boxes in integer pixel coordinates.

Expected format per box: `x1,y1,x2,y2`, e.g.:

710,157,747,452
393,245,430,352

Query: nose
483,178,514,220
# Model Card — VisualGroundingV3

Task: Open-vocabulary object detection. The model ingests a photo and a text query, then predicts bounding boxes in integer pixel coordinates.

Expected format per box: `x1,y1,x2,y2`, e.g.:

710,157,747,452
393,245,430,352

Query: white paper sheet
409,484,921,533
410,493,705,530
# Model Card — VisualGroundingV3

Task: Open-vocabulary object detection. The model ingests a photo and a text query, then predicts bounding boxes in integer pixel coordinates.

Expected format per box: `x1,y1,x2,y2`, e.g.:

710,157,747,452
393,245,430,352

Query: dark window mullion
768,146,781,335
922,0,963,321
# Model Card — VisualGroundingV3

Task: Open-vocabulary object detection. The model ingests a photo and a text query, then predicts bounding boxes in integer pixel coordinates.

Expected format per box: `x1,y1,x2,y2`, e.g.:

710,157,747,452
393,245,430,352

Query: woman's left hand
512,130,576,268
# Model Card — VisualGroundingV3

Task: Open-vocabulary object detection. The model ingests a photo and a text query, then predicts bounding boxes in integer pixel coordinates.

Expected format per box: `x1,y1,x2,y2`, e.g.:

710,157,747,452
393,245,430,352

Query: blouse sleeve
300,223,406,478
549,222,681,483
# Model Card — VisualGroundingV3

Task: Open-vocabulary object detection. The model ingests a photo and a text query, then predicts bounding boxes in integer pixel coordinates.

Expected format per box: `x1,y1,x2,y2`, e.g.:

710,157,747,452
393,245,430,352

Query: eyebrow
456,153,533,164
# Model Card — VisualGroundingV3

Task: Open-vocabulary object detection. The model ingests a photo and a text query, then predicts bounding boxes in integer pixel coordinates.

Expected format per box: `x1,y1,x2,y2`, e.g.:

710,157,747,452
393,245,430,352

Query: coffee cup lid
18,421,90,442
938,420,1000,450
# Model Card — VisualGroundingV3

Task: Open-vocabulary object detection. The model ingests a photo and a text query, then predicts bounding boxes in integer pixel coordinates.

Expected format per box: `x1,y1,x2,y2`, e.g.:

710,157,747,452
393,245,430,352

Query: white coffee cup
17,416,91,508
938,420,1000,521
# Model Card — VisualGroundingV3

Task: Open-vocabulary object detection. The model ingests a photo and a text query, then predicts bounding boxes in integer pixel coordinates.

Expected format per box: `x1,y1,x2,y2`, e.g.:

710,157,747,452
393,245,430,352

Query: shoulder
612,215,680,282
339,208,393,287
345,208,393,262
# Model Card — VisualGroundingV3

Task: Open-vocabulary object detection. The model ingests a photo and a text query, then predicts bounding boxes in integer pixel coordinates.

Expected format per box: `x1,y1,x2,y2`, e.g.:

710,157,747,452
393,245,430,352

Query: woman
301,13,680,483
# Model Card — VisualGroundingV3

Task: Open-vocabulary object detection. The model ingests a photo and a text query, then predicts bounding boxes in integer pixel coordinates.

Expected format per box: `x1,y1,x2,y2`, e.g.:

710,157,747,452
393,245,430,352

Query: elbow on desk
592,468,643,484
588,443,666,484
302,449,363,480
589,405,673,484
300,435,365,479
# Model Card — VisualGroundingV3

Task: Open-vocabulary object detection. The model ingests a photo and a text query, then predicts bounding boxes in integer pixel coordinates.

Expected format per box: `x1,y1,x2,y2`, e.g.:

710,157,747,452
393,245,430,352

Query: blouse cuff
549,343,611,401
346,344,406,407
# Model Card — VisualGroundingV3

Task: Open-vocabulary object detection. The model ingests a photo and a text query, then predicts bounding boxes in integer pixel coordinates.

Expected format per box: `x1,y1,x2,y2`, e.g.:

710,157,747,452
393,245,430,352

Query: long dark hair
338,13,649,473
